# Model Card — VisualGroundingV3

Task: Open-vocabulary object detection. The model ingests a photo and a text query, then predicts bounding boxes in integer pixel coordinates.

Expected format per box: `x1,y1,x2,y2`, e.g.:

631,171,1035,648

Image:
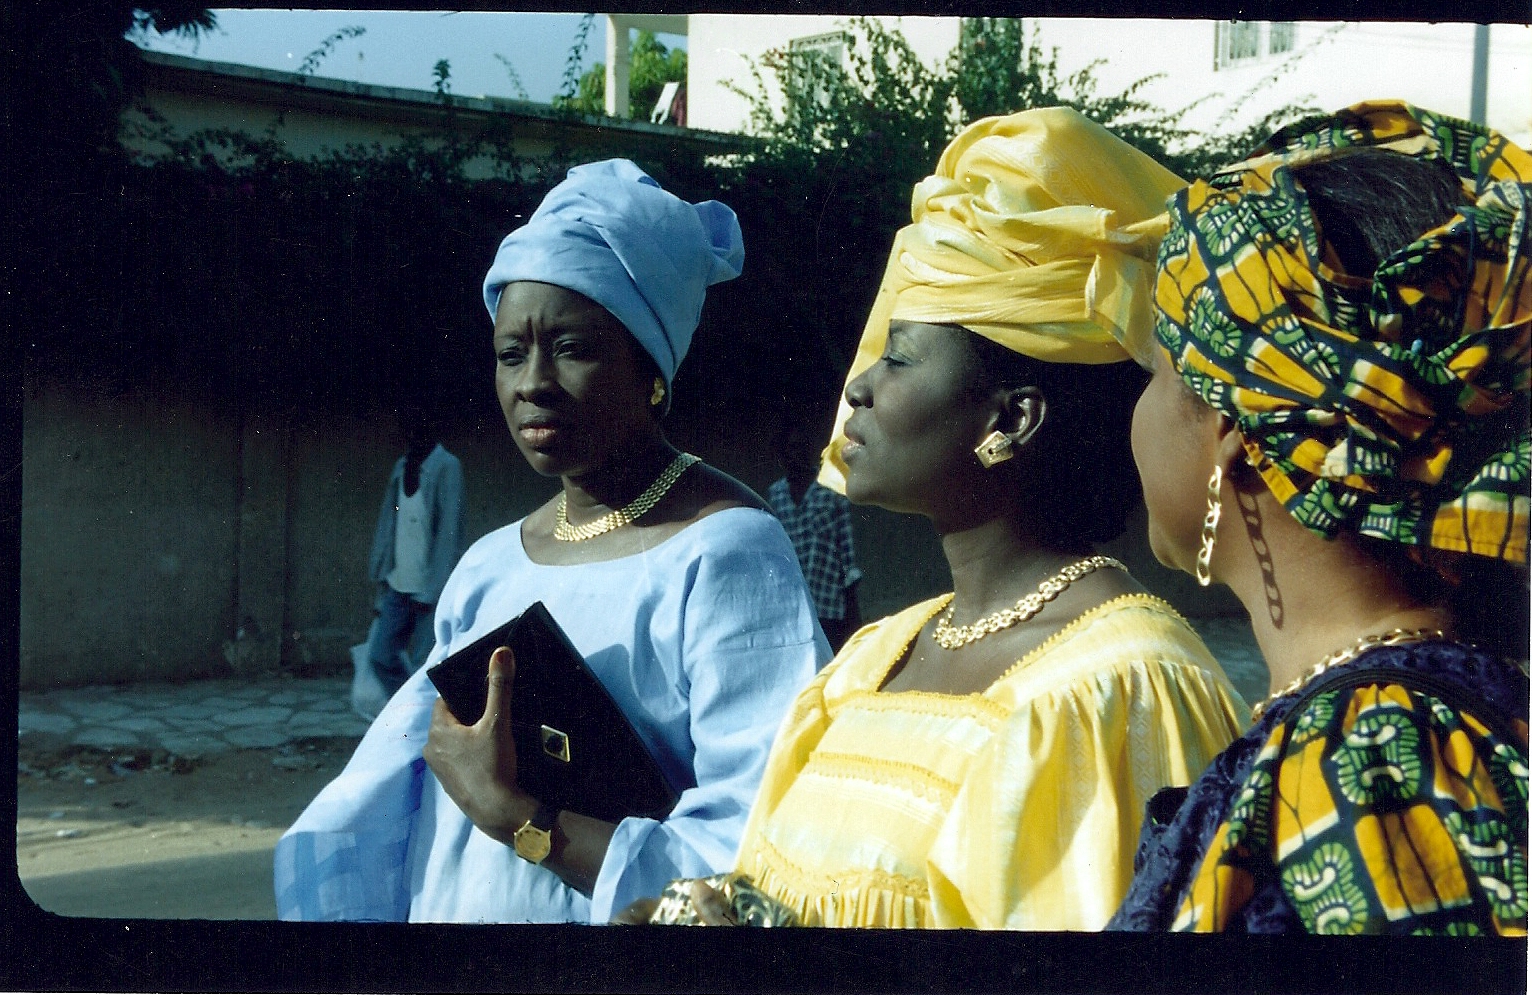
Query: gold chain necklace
1247,627,1447,722
932,555,1126,650
553,452,700,542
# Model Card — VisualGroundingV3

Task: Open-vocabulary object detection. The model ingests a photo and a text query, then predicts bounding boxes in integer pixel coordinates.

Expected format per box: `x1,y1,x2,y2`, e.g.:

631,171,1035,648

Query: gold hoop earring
1196,465,1222,587
974,431,1014,469
650,378,666,408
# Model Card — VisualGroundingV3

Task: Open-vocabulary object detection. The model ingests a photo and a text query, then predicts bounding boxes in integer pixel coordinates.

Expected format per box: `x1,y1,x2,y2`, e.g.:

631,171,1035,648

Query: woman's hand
424,644,619,895
423,646,532,845
686,880,739,925
611,897,659,924
615,881,738,925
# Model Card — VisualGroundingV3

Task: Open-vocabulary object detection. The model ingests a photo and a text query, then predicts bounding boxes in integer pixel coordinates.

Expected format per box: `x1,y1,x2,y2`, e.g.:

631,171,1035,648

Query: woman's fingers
422,698,461,775
612,897,660,925
422,659,527,844
481,646,515,729
689,880,738,926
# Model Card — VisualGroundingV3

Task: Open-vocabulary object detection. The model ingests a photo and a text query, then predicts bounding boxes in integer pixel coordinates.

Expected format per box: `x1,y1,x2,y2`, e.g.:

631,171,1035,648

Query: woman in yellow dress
627,108,1249,930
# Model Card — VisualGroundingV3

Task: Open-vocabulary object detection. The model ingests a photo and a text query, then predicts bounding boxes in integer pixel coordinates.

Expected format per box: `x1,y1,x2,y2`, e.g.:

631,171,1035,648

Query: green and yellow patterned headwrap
1156,100,1531,564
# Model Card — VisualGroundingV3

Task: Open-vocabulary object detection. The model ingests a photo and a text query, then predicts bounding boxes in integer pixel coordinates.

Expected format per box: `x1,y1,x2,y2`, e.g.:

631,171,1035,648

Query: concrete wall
21,378,241,688
19,370,556,690
280,396,556,681
21,346,1237,690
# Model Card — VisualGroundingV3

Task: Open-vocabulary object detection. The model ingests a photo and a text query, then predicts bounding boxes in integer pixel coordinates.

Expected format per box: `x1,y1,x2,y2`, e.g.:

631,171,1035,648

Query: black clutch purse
426,601,682,823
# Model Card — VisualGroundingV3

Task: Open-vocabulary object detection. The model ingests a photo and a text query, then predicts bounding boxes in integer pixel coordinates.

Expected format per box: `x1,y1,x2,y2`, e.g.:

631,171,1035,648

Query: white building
662,16,1531,148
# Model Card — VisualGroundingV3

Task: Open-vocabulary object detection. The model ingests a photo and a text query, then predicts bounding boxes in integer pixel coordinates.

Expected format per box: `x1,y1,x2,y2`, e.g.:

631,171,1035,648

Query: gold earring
650,378,666,407
1196,465,1222,587
974,431,1014,469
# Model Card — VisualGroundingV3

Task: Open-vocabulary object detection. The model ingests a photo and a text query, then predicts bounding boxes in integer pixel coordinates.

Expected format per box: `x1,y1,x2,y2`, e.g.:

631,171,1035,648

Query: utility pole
1469,23,1489,125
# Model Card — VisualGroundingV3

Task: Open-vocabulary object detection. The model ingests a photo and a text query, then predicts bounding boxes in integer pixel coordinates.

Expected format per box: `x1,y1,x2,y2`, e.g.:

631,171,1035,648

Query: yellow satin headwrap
819,108,1187,492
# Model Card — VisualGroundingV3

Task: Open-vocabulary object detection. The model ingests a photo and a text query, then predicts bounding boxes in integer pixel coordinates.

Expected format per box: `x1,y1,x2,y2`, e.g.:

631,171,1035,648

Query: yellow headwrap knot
820,107,1187,492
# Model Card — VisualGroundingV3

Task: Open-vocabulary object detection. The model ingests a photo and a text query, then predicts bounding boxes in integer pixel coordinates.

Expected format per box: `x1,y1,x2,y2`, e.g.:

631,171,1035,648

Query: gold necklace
932,555,1126,650
1247,627,1447,722
553,452,700,542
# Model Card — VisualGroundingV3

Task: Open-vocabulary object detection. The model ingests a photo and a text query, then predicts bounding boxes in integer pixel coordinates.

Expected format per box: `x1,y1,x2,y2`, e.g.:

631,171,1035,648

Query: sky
132,10,685,104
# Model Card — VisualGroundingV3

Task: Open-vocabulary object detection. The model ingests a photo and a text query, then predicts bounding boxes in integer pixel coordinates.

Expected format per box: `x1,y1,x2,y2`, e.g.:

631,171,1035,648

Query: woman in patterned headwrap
625,108,1248,930
275,160,829,924
1109,101,1530,935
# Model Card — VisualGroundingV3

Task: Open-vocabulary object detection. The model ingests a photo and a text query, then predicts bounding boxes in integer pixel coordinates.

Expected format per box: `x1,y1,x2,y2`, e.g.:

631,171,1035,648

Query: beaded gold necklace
932,555,1126,650
1246,627,1447,722
553,452,700,542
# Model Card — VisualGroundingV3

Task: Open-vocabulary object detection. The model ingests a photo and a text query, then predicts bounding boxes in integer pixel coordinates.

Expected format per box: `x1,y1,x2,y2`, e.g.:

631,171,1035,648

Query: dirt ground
16,737,356,920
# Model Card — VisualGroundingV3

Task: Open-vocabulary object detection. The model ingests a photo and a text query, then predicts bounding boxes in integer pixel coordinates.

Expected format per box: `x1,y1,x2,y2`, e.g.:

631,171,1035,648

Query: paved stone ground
18,677,370,757
17,616,1269,757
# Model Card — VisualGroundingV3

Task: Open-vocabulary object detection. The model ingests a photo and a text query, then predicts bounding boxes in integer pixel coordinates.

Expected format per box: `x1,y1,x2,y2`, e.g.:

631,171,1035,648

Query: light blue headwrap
482,159,745,387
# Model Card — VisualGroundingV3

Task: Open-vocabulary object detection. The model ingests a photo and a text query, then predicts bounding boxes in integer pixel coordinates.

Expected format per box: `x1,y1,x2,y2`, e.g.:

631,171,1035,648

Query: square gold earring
974,431,1014,468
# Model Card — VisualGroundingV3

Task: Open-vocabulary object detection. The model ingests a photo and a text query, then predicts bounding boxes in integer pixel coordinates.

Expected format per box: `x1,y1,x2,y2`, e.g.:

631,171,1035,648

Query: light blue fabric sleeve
275,524,480,921
586,526,830,922
273,667,437,920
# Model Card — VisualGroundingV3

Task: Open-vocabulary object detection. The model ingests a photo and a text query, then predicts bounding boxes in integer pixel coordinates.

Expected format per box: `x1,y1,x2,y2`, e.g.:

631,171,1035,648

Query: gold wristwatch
512,802,558,864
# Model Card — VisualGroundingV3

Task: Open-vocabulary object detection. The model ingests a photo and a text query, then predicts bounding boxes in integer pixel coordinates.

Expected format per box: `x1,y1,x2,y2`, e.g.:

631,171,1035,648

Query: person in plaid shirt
768,417,863,650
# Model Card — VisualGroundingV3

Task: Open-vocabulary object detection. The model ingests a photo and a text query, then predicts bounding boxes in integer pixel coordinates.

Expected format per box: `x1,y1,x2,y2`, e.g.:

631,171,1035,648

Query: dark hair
964,331,1149,547
1295,148,1470,277
1295,148,1527,659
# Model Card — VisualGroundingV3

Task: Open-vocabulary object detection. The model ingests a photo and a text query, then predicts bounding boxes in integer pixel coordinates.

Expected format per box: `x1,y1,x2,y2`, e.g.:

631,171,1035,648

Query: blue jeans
366,585,434,696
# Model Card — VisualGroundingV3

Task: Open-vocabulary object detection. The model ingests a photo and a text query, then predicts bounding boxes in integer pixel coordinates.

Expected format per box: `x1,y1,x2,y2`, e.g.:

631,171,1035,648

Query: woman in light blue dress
274,159,829,924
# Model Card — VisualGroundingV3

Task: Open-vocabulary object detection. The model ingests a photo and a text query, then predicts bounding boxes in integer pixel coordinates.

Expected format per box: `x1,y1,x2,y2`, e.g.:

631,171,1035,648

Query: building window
1214,21,1262,69
788,30,848,65
1268,22,1297,56
1215,21,1298,69
786,30,848,110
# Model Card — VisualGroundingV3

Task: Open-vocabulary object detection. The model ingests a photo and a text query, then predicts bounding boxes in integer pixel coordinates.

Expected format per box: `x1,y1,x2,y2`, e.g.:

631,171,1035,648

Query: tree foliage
558,31,688,120
697,17,1321,415
295,24,366,80
723,17,1319,187
8,3,224,406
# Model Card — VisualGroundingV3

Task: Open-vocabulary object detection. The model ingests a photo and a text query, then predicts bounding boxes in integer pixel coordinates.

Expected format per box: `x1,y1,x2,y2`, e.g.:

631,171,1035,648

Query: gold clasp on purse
540,725,571,763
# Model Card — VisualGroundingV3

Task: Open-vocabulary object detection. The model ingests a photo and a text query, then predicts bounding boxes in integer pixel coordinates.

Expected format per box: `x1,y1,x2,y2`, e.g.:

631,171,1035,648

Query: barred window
786,31,848,109
1214,20,1261,70
1268,22,1297,55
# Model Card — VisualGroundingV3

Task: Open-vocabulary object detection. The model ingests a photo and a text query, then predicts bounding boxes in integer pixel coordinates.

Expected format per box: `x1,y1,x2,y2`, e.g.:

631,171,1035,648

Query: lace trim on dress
855,593,1192,706
844,689,1011,725
991,594,1193,687
804,750,965,803
741,835,931,928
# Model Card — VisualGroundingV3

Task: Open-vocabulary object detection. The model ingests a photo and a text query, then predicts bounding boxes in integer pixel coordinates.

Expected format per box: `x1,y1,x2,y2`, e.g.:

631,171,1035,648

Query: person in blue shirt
275,159,829,924
353,403,465,717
